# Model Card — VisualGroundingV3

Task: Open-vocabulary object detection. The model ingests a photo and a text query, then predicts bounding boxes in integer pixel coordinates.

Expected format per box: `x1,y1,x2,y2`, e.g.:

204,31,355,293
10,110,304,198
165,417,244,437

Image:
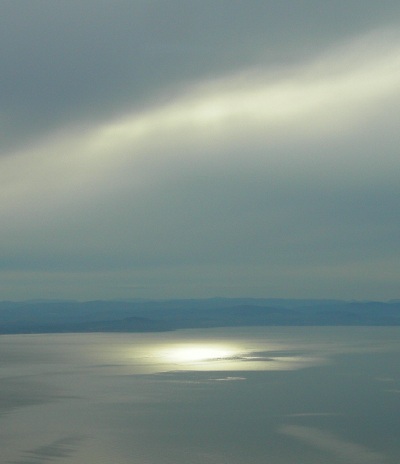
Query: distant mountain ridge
0,298,399,334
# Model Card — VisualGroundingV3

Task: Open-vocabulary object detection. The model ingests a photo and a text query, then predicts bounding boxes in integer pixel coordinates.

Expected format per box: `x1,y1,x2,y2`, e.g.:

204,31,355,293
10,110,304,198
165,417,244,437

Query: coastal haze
1,298,400,334
1,1,400,301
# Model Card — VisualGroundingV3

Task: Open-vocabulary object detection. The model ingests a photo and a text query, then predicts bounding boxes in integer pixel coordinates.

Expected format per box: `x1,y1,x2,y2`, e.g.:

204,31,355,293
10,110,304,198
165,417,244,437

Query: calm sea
1,327,399,463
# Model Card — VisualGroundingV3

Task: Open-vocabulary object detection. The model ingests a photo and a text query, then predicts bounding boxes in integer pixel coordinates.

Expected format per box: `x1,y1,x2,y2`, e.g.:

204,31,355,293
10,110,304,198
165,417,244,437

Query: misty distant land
1,298,399,335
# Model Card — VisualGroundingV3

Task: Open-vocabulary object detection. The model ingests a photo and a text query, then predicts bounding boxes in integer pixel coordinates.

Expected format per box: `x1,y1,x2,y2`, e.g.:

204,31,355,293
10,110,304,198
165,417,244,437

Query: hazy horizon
3,296,399,303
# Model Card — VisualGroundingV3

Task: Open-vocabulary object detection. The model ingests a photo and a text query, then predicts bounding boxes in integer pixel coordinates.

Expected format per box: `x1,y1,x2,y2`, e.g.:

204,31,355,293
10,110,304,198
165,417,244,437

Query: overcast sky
1,1,400,301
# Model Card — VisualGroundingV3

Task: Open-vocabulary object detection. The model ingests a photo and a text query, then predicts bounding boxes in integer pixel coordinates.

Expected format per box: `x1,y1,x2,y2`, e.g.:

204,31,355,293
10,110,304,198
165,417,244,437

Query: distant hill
0,298,399,334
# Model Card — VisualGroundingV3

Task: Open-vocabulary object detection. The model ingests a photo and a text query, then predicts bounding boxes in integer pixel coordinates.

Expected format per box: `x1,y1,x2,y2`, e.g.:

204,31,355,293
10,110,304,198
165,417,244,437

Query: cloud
3,1,399,152
1,19,400,298
3,30,400,202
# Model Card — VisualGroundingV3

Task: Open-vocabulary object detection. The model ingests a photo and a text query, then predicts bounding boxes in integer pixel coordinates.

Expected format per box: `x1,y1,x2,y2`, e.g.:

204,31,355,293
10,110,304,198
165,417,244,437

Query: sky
1,0,400,301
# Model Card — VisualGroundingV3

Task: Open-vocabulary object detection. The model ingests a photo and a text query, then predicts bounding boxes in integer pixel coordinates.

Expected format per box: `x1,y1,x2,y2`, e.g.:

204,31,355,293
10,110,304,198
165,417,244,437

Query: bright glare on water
1,327,400,464
161,343,236,363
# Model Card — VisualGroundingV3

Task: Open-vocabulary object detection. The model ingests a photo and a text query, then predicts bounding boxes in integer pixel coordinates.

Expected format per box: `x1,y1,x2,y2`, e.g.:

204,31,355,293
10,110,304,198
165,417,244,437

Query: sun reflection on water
149,341,324,372
162,344,237,363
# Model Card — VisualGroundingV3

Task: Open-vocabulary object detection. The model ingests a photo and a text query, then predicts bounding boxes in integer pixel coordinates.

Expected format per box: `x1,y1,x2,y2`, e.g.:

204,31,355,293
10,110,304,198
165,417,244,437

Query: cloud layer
1,2,400,299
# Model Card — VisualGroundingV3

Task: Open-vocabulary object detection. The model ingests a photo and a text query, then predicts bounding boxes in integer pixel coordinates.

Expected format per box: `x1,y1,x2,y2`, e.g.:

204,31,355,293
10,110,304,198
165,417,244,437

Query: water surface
1,327,399,463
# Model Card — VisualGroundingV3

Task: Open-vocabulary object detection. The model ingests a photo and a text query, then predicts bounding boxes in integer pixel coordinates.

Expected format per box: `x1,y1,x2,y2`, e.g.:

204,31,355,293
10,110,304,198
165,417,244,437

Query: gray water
1,327,399,463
